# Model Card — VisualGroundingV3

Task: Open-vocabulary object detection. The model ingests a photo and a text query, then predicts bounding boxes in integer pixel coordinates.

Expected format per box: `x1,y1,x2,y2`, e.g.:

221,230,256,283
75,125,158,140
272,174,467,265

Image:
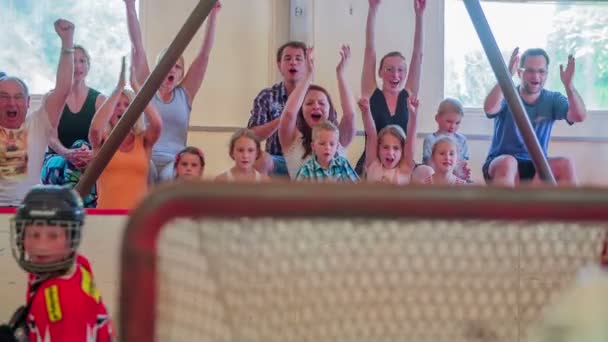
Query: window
0,0,138,95
445,0,608,110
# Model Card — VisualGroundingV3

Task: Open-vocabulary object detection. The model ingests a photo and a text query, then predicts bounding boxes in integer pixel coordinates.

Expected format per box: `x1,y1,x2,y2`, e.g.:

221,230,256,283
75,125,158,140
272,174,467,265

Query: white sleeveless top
366,160,411,185
225,169,263,182
283,131,347,179
432,173,468,185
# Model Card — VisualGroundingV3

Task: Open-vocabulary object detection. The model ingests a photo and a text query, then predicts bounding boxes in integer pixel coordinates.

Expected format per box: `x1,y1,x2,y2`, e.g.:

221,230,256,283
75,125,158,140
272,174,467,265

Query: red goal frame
119,182,608,341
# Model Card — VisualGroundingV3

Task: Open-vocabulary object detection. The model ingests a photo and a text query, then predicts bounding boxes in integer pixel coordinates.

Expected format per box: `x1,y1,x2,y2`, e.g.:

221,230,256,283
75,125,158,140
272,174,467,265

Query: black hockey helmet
10,185,85,274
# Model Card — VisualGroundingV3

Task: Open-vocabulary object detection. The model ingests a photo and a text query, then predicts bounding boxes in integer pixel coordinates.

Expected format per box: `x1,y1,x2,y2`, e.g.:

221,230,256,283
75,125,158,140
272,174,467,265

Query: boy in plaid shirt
295,121,359,183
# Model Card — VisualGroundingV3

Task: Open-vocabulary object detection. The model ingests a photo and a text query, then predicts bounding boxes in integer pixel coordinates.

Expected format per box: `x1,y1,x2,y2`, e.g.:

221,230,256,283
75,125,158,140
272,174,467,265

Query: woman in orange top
89,59,162,209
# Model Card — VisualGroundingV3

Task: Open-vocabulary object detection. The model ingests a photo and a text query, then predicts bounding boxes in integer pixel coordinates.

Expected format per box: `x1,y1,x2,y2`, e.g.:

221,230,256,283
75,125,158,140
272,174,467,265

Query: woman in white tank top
278,46,357,179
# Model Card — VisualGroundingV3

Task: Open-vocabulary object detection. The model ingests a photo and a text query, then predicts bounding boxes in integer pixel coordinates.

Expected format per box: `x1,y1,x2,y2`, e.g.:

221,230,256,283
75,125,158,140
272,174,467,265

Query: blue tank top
151,86,191,158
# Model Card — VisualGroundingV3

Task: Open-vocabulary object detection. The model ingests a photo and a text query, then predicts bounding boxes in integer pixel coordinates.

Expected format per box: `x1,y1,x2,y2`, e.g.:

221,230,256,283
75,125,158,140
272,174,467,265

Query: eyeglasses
0,92,26,101
520,68,547,76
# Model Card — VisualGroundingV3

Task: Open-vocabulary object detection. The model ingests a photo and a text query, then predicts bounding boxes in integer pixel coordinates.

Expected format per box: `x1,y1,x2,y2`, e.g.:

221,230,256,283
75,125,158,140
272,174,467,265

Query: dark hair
378,51,406,72
520,48,550,68
229,128,262,160
174,146,205,173
276,41,307,63
297,84,338,159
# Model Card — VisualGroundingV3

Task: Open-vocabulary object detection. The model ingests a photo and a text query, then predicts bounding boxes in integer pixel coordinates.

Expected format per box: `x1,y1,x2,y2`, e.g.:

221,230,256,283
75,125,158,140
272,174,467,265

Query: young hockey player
0,185,112,341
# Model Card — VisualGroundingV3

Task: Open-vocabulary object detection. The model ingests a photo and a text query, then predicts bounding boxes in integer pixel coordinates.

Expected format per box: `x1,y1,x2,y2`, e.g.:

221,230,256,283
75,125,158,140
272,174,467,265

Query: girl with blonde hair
89,60,162,209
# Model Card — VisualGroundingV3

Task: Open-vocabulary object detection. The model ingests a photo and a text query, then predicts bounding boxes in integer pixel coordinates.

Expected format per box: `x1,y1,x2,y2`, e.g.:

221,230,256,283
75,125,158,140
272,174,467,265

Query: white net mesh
154,218,607,342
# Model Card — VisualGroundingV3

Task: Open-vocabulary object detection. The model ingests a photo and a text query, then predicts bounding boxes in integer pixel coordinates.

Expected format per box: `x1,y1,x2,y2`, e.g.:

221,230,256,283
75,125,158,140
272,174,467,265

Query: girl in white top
216,129,268,183
359,96,432,185
279,46,357,179
428,136,468,185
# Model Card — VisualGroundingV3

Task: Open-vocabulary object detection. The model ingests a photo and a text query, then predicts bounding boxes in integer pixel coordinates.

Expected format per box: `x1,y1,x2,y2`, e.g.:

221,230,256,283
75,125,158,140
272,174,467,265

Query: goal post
119,183,608,342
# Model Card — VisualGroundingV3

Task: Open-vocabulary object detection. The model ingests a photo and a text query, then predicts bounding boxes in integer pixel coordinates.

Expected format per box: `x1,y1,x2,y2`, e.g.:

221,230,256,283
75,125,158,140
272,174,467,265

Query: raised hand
123,0,137,11
54,19,75,45
369,0,381,9
129,64,141,93
407,96,419,114
336,44,351,75
414,0,426,15
117,56,127,90
212,1,222,13
305,47,315,80
508,47,520,76
560,55,576,89
358,97,371,114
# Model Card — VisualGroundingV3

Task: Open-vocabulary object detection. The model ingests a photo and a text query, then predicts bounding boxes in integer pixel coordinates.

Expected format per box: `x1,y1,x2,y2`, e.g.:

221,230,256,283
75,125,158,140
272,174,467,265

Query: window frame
442,0,608,143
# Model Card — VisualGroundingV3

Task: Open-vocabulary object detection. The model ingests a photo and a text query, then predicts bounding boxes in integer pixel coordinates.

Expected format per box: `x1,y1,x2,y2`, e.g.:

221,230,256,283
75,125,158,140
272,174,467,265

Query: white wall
178,0,607,185
0,213,127,321
140,0,289,128
21,1,606,185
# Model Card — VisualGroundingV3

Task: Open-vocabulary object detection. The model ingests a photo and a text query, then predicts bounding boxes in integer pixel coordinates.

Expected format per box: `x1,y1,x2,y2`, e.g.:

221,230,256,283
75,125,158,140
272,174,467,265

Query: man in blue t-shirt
482,48,587,187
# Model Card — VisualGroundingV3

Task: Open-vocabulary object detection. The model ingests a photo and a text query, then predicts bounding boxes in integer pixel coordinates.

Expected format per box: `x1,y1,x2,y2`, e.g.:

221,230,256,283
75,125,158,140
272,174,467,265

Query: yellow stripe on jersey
44,285,62,322
81,266,101,303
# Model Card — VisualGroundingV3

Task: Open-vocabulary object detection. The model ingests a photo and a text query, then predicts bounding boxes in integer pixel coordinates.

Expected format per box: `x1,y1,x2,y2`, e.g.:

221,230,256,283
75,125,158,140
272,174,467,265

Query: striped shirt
295,155,359,183
247,82,288,156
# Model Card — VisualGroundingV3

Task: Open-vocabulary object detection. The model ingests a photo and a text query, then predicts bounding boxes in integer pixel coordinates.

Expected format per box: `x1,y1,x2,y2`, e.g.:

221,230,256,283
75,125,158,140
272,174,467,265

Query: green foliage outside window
445,1,608,110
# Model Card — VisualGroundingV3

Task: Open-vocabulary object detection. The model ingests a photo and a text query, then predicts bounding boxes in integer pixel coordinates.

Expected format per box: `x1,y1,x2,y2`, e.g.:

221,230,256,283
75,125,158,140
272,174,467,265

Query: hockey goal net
119,183,608,342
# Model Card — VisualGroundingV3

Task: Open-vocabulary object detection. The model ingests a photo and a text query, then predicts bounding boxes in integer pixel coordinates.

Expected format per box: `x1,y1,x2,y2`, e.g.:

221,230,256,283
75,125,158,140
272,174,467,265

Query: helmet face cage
10,218,82,275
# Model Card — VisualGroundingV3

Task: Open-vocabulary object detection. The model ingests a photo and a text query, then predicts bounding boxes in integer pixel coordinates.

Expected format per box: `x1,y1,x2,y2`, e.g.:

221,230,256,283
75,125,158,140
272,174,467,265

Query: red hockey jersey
26,254,93,301
26,255,112,341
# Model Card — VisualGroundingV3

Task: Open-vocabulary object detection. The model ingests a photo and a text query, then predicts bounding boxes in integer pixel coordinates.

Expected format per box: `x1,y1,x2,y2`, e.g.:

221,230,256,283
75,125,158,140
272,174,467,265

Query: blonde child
295,121,358,183
216,129,268,182
359,96,431,184
422,98,471,181
174,146,205,180
429,136,468,185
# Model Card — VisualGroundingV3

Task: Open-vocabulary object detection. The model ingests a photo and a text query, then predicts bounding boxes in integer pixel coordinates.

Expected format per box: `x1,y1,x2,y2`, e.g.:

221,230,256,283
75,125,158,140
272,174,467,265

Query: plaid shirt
247,82,288,156
295,155,359,183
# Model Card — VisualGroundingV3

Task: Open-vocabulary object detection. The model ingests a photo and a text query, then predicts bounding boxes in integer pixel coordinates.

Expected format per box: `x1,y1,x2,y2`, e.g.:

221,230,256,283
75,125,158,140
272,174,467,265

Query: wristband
62,47,75,54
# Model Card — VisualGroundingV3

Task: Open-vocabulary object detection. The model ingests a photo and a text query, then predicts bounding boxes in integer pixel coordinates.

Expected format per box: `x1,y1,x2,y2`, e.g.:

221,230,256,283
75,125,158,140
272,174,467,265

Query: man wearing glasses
0,19,75,206
482,47,587,187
